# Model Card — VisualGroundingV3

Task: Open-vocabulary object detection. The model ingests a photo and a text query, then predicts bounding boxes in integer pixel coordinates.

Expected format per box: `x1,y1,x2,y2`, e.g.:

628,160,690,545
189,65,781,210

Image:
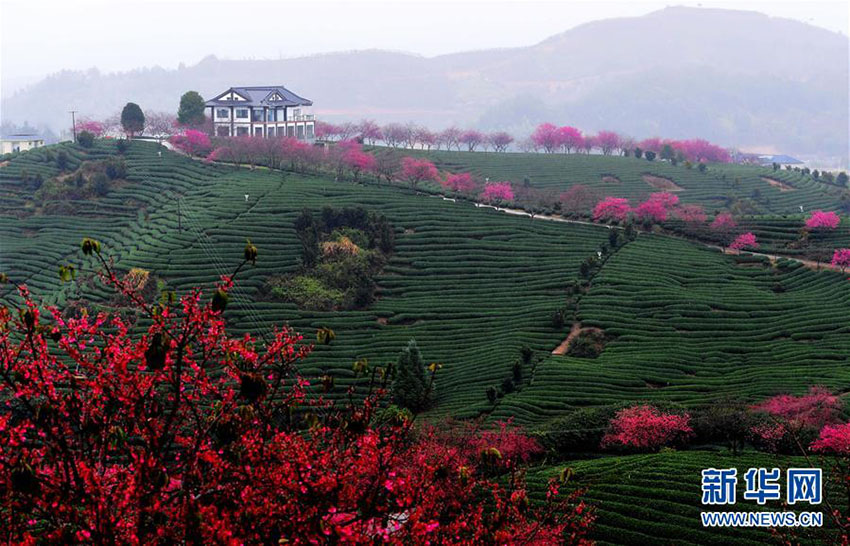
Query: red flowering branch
0,239,593,544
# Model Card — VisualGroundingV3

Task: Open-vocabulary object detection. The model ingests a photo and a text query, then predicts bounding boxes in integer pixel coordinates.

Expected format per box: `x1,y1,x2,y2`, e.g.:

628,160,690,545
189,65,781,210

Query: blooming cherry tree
729,232,759,251
480,181,515,203
592,197,631,222
601,405,692,452
400,157,440,189
831,248,850,272
805,210,841,231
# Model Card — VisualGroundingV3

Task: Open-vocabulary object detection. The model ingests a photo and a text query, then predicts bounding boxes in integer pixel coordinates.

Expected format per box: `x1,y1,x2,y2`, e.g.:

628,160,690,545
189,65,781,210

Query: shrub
91,173,110,196
645,150,656,161
76,130,95,148
116,139,130,154
537,406,622,454
104,157,127,180
567,329,605,358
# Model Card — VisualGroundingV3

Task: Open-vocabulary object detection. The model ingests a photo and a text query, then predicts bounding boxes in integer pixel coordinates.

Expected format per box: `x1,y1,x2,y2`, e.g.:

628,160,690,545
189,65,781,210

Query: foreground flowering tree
601,405,692,452
0,240,593,544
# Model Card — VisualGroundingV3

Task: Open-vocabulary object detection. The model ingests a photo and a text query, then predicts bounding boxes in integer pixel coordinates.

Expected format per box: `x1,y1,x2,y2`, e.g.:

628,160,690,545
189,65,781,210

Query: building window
306,124,314,139
235,109,249,119
252,109,265,122
277,107,285,121
216,108,229,119
236,126,249,136
267,127,275,137
287,125,295,138
254,126,264,136
297,125,305,140
216,126,231,137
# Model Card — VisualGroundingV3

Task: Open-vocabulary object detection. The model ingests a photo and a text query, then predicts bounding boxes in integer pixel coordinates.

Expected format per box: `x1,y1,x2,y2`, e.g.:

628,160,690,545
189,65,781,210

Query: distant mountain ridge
2,6,847,162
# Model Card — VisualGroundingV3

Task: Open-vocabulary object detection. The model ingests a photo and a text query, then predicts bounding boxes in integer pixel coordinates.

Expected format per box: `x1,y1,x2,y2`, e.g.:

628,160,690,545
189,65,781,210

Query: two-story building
205,85,315,140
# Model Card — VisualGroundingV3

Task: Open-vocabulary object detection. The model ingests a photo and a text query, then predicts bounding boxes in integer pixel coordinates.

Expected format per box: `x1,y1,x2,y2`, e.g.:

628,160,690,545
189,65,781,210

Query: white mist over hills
2,6,848,163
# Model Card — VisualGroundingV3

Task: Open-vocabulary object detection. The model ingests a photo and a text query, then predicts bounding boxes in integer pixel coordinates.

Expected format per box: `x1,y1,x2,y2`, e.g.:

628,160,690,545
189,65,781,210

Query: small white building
1,134,45,154
205,85,315,140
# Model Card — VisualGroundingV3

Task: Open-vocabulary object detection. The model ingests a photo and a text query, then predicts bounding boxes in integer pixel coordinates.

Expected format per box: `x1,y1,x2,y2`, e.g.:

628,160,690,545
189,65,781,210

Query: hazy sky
1,0,848,98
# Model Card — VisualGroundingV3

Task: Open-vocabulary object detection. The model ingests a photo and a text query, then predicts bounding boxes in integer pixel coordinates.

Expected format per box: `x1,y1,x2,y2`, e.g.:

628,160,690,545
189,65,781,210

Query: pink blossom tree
443,172,477,193
729,232,759,251
595,131,621,156
673,204,707,224
169,129,212,157
634,199,668,223
710,213,738,250
416,127,437,150
338,140,376,182
381,123,408,148
488,132,514,152
459,129,485,152
831,248,850,273
811,423,850,454
400,157,440,189
601,405,692,452
438,127,462,151
559,185,600,215
357,119,383,145
315,121,341,141
557,126,583,153
592,197,631,222
805,210,841,231
580,134,595,154
480,182,515,203
76,119,105,137
750,386,842,451
530,123,561,153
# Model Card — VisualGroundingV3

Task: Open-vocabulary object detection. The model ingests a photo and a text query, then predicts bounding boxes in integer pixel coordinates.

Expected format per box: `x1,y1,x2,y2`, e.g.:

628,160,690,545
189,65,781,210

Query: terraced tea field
0,141,610,414
4,142,850,544
390,148,845,215
494,234,850,423
3,142,850,418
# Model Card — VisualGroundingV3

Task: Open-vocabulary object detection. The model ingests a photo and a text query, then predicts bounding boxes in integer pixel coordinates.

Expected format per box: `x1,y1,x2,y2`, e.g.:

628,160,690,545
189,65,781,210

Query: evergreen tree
391,339,429,412
120,103,145,138
178,91,206,127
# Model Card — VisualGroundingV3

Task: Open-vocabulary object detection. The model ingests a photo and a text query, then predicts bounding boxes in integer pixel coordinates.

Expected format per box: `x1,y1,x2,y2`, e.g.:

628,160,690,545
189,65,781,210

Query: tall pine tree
391,339,430,412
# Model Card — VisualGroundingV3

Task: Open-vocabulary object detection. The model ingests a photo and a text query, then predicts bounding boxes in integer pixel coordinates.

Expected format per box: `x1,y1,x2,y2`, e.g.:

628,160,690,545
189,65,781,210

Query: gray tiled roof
205,86,312,108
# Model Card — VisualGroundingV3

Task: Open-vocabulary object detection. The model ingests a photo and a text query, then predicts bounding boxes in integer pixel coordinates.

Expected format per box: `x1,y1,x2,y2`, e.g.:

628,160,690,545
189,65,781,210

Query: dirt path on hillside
552,322,582,355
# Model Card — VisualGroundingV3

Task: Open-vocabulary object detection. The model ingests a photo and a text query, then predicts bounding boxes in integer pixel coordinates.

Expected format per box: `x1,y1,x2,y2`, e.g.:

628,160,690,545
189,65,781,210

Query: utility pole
69,110,78,141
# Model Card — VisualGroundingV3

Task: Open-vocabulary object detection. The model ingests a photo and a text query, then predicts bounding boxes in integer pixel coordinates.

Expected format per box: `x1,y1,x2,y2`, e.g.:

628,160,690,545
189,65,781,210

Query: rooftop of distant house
205,86,312,108
0,133,44,141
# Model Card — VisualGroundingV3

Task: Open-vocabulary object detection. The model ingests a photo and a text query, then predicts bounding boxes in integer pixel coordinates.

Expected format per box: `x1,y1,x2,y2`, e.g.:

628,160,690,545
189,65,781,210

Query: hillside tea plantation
394,148,845,215
3,141,849,544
